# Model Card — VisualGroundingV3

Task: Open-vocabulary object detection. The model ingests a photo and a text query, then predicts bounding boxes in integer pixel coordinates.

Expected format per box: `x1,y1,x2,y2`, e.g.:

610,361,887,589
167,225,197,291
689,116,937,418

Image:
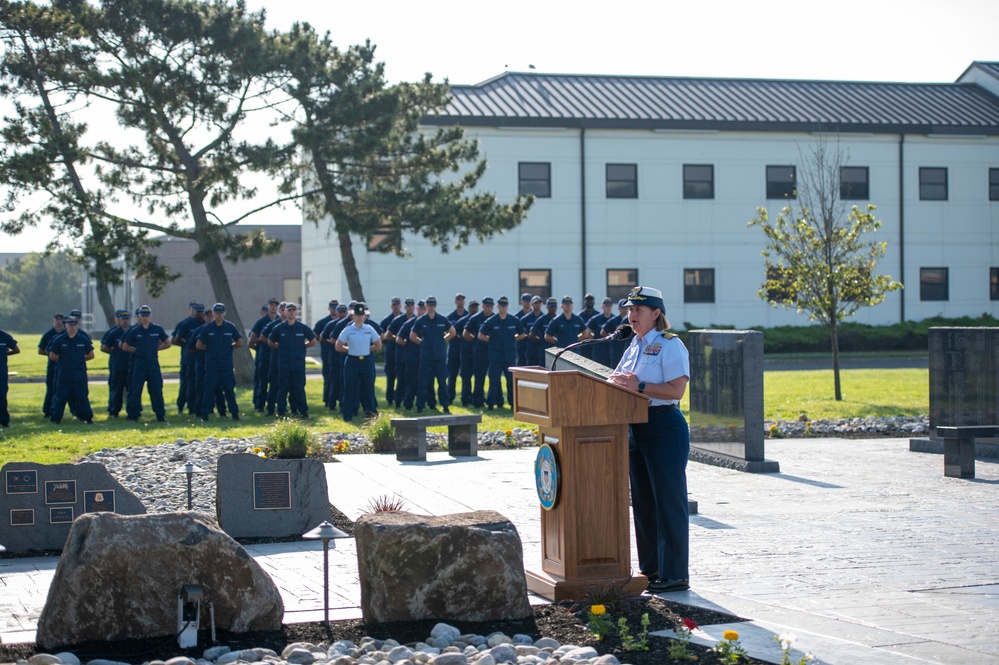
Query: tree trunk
338,230,366,303
95,276,116,328
830,323,842,401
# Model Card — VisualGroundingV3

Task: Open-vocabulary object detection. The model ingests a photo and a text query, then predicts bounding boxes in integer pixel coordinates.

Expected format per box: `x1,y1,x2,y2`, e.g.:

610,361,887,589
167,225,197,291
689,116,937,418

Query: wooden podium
511,366,650,601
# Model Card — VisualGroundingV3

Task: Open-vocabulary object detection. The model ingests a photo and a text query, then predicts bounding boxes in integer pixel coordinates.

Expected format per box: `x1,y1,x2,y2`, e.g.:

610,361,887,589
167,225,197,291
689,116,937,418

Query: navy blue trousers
51,378,93,422
107,370,128,416
341,355,376,421
277,368,307,417
202,368,238,418
486,357,515,407
417,356,450,410
127,363,165,419
629,407,690,581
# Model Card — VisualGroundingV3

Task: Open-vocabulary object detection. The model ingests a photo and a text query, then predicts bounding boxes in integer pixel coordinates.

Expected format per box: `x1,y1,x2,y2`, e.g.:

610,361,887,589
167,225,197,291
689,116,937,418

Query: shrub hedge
679,313,999,354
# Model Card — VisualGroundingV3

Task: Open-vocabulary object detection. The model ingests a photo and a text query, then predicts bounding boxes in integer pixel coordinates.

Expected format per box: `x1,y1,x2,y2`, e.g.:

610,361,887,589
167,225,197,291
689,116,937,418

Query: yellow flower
769,424,778,431
590,604,606,615
253,447,261,453
723,630,740,641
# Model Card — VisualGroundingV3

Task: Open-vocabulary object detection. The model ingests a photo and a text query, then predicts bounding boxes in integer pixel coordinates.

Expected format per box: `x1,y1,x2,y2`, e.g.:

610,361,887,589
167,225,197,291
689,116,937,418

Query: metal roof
425,65,999,135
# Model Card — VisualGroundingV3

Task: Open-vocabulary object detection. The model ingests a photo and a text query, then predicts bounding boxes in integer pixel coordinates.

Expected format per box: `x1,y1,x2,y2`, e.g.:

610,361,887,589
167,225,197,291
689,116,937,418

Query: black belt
348,355,369,361
649,404,678,413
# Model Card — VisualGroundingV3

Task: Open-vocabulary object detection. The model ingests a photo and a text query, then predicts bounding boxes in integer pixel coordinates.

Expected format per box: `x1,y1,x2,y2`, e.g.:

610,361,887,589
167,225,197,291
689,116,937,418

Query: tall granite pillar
687,330,778,473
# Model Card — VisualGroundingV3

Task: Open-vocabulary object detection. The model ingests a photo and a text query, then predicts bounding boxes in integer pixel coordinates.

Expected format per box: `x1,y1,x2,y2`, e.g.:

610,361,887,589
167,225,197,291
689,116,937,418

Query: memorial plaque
45,480,77,505
6,469,38,494
84,490,116,513
253,471,292,510
10,509,34,526
50,507,74,524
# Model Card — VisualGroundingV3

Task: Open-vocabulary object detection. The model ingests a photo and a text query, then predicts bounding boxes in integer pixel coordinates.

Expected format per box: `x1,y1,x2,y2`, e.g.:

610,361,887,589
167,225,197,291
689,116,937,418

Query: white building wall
301,126,999,328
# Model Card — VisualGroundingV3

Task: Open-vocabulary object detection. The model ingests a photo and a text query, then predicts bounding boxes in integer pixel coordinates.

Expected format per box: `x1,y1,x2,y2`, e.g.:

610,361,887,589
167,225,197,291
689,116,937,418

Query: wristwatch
638,382,646,394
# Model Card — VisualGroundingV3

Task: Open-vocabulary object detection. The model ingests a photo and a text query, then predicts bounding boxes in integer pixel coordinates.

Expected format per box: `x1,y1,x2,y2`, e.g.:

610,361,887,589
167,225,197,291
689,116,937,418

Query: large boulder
355,510,531,623
36,512,283,649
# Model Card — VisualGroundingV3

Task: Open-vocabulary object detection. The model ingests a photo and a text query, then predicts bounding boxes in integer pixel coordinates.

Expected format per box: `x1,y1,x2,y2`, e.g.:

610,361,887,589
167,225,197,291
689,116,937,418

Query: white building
301,62,999,328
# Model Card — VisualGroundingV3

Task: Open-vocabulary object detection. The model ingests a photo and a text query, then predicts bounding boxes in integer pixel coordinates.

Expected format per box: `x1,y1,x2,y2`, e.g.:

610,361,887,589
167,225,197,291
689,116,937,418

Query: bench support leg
396,427,427,462
943,437,975,479
448,424,478,457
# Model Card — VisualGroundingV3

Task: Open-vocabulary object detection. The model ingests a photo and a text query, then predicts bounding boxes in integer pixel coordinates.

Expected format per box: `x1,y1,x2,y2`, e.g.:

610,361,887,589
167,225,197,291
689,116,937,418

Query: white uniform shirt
337,323,379,357
614,329,690,407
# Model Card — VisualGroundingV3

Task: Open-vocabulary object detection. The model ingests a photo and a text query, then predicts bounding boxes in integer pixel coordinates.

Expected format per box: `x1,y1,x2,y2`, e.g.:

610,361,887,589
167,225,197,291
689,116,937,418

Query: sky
3,0,998,253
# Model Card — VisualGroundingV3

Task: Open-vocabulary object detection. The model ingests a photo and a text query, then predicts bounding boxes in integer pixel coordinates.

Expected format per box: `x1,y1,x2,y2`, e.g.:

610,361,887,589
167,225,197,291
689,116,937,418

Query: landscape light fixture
177,583,203,649
174,461,205,510
302,520,349,626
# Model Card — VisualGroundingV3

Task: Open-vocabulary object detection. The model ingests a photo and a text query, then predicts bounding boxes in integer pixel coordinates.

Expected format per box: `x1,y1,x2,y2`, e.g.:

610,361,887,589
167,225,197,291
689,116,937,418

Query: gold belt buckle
358,355,365,361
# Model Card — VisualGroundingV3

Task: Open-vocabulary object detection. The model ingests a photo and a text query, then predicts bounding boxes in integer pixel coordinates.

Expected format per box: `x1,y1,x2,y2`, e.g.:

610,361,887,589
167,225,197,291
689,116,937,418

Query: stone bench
390,414,483,461
934,426,999,478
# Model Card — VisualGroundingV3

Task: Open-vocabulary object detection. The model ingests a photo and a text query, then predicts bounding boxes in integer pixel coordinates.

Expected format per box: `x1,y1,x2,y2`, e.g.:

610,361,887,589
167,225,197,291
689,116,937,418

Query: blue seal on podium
535,443,559,510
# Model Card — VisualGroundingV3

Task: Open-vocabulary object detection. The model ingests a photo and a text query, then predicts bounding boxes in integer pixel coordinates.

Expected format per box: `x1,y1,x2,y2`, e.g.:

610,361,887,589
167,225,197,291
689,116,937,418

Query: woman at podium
607,286,690,593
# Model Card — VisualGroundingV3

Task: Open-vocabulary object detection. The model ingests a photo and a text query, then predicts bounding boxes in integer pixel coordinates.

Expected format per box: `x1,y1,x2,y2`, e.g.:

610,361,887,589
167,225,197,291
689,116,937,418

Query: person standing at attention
121,305,171,422
607,286,690,593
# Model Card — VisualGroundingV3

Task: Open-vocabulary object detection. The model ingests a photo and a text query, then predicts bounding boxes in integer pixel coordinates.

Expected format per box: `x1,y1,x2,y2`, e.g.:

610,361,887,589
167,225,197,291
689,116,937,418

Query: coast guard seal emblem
535,443,559,510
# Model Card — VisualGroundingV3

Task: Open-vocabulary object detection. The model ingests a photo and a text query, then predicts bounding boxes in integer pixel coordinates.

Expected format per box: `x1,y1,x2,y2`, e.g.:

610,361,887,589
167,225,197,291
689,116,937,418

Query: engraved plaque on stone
84,490,116,513
253,471,292,510
929,327,999,432
49,507,74,524
5,470,38,494
10,509,34,526
45,480,77,505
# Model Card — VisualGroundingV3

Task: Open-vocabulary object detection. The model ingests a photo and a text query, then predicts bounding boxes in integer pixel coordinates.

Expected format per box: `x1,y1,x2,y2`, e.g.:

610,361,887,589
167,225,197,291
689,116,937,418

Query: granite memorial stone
1,462,146,554
216,453,331,538
910,327,999,457
687,330,778,473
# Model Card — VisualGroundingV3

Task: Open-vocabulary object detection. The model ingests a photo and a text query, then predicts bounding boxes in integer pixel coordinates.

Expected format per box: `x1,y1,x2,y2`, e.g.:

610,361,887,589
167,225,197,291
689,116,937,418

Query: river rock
355,510,531,623
35,512,283,649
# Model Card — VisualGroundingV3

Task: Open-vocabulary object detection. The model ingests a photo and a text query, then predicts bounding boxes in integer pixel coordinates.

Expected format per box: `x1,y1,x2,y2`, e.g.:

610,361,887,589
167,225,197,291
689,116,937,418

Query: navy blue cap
497,296,510,306
138,305,152,315
561,295,573,304
212,303,226,312
520,293,532,302
336,303,348,312
426,296,437,305
53,313,64,319
404,297,415,305
193,303,205,312
602,297,613,304
65,316,79,325
531,295,543,303
391,296,401,304
120,310,131,318
546,297,557,306
286,302,299,310
329,299,339,307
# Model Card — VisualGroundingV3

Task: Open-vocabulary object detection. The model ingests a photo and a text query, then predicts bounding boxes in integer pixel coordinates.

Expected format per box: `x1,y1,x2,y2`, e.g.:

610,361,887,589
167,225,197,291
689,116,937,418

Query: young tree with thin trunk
748,140,902,401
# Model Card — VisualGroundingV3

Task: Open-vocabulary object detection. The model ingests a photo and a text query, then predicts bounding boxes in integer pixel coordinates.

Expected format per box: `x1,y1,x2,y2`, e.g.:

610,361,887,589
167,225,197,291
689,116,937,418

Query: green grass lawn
6,333,183,380
1,367,928,466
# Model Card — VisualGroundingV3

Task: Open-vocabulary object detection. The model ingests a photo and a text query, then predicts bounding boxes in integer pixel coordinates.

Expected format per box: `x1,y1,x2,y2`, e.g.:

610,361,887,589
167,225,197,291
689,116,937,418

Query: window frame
991,268,999,301
683,268,715,303
606,268,638,302
839,166,870,200
519,269,552,302
990,168,999,202
919,167,948,201
766,165,797,200
606,163,638,199
683,164,714,199
518,162,551,198
919,267,949,301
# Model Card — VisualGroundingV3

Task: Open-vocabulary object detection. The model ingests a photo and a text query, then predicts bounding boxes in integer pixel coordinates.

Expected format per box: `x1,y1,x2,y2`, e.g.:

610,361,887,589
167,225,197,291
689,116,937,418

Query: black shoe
201,416,210,422
232,414,240,421
442,406,451,414
646,578,689,593
126,416,139,422
156,416,167,422
51,419,61,424
416,408,425,414
85,419,93,424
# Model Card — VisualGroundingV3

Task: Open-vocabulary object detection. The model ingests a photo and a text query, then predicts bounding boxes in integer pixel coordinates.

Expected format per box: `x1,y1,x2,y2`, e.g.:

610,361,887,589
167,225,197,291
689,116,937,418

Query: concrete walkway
2,439,998,664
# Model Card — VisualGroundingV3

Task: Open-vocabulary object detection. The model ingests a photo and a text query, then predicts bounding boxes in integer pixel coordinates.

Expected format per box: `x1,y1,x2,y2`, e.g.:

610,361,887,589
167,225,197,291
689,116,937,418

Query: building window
991,268,999,301
766,165,796,199
367,225,400,252
684,269,715,303
519,162,551,198
683,165,714,199
919,167,948,201
840,166,869,200
606,269,638,302
606,164,638,199
519,269,551,302
920,267,949,301
990,168,999,201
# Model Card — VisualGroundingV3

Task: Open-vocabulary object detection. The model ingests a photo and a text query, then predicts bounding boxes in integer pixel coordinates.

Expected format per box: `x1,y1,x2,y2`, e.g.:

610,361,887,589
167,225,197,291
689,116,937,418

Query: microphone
607,323,633,342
